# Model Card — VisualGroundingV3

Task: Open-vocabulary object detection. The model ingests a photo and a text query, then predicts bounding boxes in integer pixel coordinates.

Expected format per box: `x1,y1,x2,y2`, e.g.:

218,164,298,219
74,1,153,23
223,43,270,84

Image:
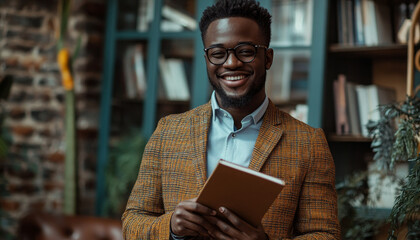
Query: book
333,74,350,135
345,81,361,136
356,84,396,136
123,46,138,99
161,5,197,31
353,0,365,45
133,45,147,99
196,159,285,227
159,56,190,100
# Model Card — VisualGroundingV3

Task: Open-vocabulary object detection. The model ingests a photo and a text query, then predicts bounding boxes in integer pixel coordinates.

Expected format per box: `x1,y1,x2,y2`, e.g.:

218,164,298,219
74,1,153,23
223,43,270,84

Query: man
122,0,340,239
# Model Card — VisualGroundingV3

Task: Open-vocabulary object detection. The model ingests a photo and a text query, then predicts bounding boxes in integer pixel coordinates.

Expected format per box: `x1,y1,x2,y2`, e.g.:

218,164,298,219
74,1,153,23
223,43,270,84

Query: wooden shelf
329,44,407,59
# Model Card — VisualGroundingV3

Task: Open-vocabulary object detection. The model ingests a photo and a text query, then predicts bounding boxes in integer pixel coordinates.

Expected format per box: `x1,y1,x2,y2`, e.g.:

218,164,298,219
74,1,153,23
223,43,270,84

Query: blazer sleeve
281,128,341,240
122,118,172,240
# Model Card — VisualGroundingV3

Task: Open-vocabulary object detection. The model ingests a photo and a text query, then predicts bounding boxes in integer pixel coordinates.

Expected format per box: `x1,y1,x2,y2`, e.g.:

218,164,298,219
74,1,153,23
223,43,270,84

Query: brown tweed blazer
122,101,340,239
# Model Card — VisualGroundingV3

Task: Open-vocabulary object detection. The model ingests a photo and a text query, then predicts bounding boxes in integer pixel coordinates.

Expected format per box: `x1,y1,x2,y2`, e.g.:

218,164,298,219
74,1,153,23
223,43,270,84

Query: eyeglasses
204,43,268,65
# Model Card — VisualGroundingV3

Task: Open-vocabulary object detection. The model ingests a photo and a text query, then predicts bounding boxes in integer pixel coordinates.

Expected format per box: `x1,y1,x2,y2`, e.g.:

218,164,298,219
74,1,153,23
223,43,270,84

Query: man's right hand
170,198,220,238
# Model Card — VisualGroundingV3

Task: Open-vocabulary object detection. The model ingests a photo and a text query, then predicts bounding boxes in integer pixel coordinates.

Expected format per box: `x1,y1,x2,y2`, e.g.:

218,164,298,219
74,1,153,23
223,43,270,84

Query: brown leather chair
17,211,123,240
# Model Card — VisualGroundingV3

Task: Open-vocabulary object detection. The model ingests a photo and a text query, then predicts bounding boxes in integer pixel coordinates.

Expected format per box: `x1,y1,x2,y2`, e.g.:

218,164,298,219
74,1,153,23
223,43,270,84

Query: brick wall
0,0,105,238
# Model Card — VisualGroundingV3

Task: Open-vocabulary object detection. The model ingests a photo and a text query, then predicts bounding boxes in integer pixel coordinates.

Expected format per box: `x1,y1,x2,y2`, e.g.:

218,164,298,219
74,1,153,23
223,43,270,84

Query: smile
223,75,246,81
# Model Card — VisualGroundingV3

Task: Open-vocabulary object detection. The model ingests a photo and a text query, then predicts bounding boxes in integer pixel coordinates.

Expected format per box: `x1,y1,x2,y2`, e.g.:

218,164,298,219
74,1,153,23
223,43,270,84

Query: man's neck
217,93,266,129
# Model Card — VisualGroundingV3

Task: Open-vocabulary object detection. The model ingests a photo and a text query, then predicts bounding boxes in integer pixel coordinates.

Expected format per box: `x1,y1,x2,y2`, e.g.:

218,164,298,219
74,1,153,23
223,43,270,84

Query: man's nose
224,50,242,67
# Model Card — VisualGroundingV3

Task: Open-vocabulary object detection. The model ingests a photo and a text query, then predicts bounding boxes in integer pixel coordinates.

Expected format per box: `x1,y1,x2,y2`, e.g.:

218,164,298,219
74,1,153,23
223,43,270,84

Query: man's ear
265,48,274,70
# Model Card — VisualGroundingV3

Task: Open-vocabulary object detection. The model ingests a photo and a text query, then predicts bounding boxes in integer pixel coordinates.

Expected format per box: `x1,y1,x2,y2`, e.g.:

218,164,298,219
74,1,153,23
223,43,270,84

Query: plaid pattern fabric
122,101,341,239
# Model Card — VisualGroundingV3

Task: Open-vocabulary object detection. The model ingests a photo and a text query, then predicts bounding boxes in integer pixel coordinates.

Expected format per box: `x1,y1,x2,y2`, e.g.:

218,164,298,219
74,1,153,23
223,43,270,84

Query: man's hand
170,198,221,238
209,207,268,240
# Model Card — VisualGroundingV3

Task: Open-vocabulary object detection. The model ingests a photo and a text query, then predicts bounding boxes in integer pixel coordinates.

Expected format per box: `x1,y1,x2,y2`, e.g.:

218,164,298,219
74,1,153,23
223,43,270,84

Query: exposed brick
8,183,38,195
3,42,34,53
9,91,31,103
38,128,51,138
6,14,43,29
30,109,59,122
28,200,45,210
46,152,65,163
0,200,21,211
44,181,63,191
12,126,35,137
38,77,59,87
55,93,65,103
13,143,42,151
8,107,26,120
11,76,33,86
37,91,52,102
6,165,36,180
6,30,51,43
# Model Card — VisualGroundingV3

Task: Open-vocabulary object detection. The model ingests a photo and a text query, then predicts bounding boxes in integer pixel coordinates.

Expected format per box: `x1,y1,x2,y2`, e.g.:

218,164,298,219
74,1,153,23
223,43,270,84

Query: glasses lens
235,44,256,63
207,47,227,65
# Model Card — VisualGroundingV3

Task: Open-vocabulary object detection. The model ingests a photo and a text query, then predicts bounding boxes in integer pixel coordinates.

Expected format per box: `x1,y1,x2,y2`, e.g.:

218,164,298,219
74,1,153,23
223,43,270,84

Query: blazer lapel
249,101,283,172
191,103,212,190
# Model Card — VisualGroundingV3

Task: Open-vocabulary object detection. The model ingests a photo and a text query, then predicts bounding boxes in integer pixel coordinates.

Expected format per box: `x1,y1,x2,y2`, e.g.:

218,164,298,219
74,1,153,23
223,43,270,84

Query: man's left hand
208,207,268,240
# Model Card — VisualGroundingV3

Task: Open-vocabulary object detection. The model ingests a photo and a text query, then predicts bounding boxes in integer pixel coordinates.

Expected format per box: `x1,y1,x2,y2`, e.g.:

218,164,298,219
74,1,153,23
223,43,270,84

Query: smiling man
122,1,340,239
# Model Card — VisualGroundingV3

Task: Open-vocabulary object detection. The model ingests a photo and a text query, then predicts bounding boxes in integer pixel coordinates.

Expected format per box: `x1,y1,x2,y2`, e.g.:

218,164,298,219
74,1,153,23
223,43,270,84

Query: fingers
170,199,219,237
179,199,217,216
213,207,267,240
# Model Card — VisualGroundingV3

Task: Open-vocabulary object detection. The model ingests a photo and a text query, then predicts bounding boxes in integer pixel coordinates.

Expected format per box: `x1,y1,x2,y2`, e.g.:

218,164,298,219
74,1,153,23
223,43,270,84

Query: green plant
336,171,386,239
367,94,420,239
104,129,147,217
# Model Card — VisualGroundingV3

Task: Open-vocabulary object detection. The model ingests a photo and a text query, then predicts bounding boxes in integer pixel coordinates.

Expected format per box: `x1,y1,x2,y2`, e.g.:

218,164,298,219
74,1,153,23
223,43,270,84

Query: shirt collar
210,91,268,125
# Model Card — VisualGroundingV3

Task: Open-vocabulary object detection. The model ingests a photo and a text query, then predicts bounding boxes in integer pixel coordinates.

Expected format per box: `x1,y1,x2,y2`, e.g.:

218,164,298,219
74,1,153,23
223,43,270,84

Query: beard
209,72,266,108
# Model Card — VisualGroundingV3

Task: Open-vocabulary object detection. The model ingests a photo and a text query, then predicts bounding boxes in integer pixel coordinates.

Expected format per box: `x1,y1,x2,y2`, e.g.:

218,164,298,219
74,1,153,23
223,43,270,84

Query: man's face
203,17,273,109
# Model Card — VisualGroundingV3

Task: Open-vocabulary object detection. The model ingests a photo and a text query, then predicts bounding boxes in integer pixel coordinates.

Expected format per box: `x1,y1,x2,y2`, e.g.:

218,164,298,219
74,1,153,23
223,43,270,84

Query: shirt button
232,133,236,137
224,113,228,117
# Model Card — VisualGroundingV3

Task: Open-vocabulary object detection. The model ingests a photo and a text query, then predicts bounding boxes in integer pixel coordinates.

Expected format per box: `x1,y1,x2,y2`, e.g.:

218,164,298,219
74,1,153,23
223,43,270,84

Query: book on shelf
137,0,154,31
123,45,147,99
336,0,392,45
133,45,147,99
333,74,350,135
159,56,190,101
355,84,396,137
271,0,313,46
161,4,196,31
196,159,285,227
345,81,361,136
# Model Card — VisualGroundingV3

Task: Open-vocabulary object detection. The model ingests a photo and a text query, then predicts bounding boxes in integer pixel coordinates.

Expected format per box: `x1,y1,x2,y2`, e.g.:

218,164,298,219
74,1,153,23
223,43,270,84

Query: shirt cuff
170,226,188,240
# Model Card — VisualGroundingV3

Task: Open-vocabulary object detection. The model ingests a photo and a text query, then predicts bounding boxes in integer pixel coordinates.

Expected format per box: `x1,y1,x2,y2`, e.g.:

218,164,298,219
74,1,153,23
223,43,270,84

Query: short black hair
199,0,272,46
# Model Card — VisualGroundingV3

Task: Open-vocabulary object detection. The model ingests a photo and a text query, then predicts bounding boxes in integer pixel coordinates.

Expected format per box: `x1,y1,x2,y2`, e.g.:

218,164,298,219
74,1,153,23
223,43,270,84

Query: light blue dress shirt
206,91,269,177
170,92,269,239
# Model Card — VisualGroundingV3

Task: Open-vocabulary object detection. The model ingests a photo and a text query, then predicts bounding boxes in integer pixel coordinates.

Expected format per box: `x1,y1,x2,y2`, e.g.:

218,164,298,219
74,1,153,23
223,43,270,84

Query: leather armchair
17,211,123,240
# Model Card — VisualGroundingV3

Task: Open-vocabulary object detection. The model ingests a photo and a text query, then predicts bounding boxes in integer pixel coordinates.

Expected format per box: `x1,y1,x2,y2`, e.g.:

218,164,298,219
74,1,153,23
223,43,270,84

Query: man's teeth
225,75,245,81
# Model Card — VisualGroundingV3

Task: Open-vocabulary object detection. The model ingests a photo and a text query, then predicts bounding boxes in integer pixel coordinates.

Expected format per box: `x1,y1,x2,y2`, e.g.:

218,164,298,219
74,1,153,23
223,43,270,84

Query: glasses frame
204,43,268,65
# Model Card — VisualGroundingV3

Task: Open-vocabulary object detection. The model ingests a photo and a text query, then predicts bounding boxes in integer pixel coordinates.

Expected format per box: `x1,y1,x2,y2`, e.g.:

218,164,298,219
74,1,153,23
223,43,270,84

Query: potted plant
367,3,420,238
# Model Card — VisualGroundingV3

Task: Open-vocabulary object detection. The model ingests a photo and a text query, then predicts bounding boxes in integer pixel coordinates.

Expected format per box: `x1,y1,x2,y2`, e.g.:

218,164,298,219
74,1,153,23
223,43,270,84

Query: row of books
136,0,196,32
265,51,309,104
271,0,313,47
337,0,392,45
333,74,396,137
122,44,190,101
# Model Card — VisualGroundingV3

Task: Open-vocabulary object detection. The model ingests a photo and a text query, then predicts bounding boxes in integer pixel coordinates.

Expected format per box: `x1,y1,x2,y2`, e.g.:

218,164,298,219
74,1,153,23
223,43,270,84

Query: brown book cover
196,159,285,227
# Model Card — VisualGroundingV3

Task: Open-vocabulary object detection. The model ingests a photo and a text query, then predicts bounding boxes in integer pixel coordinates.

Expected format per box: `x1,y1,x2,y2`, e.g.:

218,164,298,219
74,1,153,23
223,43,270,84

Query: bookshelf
96,0,328,215
323,0,412,183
